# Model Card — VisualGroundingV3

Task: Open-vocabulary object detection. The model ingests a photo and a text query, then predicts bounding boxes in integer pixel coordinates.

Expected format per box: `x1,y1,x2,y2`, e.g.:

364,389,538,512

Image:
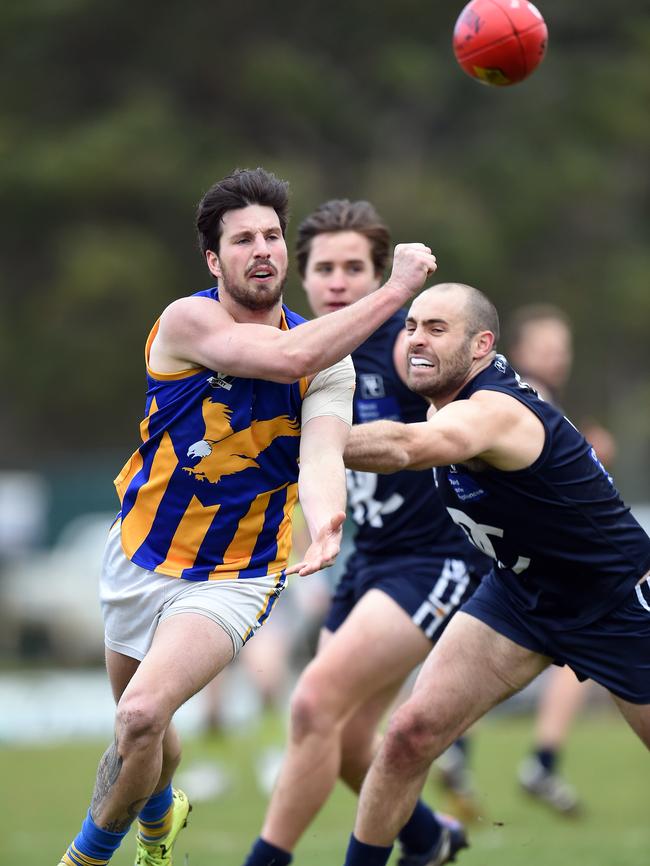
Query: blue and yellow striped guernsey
114,287,309,581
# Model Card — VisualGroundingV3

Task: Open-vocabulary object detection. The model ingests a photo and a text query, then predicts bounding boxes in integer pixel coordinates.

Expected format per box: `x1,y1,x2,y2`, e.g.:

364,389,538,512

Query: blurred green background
2,710,649,865
2,0,649,502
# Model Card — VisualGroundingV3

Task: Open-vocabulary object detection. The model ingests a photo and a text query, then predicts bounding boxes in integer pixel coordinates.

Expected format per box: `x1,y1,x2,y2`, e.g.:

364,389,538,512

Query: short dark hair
295,199,391,278
196,167,290,256
506,303,571,351
430,283,501,345
464,284,500,345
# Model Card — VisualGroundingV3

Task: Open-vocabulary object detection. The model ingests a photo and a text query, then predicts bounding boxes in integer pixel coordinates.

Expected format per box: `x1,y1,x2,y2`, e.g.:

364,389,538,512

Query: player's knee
116,691,169,748
383,704,441,772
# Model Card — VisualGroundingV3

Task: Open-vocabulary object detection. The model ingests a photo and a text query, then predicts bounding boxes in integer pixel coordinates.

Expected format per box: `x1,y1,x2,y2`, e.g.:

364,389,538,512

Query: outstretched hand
286,511,346,577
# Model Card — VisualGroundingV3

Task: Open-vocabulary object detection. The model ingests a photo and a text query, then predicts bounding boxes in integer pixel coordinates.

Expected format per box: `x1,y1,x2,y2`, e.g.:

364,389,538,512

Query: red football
453,0,548,86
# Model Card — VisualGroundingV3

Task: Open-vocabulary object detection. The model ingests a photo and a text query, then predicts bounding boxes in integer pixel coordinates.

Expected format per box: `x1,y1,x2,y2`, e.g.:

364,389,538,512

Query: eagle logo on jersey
183,400,300,485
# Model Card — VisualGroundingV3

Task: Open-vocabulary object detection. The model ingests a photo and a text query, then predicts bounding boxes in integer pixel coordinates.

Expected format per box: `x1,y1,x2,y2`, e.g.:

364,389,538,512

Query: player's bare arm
288,414,349,577
149,243,437,382
344,390,546,473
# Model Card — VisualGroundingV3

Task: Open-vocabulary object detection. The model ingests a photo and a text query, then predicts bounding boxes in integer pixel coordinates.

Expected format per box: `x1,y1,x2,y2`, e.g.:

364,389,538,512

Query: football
453,0,548,86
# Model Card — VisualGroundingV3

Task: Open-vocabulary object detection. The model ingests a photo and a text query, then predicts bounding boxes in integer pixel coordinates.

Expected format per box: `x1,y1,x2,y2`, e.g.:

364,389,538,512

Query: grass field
2,708,648,866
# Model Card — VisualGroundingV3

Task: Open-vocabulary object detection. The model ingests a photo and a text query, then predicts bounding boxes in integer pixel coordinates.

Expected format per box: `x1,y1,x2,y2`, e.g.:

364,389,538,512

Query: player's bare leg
534,666,590,747
352,612,551,847
338,681,404,792
106,650,183,797
91,613,235,830
610,696,650,749
260,589,431,852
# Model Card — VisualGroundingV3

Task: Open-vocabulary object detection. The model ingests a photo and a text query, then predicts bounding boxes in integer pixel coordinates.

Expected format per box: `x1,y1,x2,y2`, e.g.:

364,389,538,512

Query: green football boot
135,788,192,866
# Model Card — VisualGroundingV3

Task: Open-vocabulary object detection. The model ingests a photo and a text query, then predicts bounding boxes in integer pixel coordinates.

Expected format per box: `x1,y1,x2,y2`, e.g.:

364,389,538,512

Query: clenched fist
386,243,437,300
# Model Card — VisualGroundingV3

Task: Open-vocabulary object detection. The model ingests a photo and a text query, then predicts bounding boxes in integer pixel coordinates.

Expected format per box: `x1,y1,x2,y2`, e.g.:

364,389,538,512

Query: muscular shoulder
468,387,530,416
149,295,231,373
159,295,230,335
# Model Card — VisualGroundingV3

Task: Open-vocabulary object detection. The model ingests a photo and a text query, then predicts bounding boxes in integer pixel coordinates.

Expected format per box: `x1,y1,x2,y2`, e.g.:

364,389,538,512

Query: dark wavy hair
196,167,290,256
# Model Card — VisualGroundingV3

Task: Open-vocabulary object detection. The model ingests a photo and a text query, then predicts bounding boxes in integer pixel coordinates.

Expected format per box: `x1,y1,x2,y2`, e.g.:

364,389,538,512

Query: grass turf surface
2,709,647,865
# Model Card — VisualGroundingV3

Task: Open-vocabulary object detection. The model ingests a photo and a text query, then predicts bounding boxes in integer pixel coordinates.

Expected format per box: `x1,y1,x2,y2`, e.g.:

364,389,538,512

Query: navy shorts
462,570,650,704
324,550,482,643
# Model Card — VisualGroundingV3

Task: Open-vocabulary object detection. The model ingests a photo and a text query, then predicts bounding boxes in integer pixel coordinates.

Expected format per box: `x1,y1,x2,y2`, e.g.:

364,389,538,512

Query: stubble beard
219,263,286,312
408,340,474,401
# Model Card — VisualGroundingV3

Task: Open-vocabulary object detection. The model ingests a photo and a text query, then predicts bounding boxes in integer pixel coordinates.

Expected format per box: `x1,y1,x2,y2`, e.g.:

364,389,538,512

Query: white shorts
100,521,286,661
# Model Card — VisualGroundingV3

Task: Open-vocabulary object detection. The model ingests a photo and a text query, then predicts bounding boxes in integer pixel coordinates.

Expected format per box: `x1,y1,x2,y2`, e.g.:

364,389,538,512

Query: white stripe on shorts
635,572,650,612
412,558,471,640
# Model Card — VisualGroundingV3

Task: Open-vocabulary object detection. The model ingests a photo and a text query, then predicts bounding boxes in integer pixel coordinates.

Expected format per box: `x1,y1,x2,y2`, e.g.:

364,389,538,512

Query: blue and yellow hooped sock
137,783,174,843
60,809,127,865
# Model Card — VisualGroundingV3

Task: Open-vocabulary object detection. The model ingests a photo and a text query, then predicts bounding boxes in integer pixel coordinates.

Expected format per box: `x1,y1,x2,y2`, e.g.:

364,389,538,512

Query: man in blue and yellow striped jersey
57,167,438,866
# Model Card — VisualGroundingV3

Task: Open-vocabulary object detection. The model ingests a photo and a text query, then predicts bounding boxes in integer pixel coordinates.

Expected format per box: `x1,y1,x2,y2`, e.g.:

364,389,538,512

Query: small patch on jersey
359,373,385,399
207,373,234,391
448,470,487,502
356,394,401,423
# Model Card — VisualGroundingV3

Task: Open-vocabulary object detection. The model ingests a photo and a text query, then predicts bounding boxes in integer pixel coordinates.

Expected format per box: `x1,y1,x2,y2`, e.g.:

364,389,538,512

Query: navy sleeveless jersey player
440,354,650,703
437,354,650,629
340,283,650,866
327,311,489,638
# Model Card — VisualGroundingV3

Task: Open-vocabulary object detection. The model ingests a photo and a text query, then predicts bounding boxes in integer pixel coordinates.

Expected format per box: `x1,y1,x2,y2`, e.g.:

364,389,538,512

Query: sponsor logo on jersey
359,374,385,399
207,373,234,391
448,467,487,502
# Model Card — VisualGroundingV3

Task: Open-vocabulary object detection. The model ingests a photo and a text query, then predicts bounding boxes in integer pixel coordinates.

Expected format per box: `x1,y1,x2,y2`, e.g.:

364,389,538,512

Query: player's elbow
278,343,321,381
268,368,304,384
258,341,309,383
402,429,439,470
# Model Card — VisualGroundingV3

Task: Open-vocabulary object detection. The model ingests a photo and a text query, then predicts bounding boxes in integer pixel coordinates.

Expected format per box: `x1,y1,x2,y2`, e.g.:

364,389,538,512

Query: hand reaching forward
286,511,346,577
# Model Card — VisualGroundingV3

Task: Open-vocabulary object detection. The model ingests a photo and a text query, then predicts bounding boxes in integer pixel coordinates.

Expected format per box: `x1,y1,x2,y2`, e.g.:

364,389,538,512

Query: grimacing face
405,290,477,401
302,231,381,317
208,204,288,311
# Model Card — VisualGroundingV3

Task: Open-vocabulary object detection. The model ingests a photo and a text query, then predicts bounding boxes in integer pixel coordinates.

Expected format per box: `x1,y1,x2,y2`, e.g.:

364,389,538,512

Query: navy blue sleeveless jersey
349,311,487,567
435,354,650,629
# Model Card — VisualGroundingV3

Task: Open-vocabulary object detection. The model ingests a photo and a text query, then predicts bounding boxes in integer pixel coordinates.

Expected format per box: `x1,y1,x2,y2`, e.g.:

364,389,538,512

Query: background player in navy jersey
56,169,438,866
340,282,650,866
241,201,489,866
507,304,618,815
